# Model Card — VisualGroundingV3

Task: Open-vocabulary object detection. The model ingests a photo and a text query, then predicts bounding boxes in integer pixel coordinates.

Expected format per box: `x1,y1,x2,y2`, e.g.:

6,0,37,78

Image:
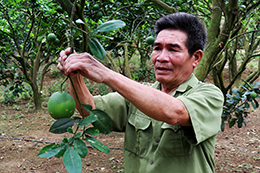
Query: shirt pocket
124,111,152,158
157,123,194,157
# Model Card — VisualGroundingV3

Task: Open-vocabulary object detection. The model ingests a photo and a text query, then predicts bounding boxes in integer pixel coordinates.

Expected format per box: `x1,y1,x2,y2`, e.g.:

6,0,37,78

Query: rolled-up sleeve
94,92,129,132
177,83,224,145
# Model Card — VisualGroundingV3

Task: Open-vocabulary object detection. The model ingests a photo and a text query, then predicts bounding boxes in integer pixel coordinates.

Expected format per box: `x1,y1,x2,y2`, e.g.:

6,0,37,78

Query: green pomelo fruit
48,91,76,119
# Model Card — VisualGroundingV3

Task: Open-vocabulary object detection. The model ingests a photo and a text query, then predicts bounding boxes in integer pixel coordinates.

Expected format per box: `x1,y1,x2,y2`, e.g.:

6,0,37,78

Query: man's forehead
154,30,187,48
156,29,187,42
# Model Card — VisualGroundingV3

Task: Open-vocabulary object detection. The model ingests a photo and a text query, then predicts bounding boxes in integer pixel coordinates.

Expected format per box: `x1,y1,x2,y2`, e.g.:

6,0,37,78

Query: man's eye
153,47,160,50
169,49,176,52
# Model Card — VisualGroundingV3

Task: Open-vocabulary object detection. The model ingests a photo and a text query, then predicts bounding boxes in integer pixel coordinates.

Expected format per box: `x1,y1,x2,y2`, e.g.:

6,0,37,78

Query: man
58,12,224,173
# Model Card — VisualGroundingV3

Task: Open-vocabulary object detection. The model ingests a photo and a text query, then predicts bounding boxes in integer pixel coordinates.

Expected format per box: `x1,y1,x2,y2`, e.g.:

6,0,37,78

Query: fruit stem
60,76,69,92
68,75,85,117
68,75,87,136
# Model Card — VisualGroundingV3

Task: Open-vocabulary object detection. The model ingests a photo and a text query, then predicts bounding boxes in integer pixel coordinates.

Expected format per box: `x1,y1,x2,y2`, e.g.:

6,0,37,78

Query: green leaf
92,109,113,134
78,114,98,127
73,116,82,123
237,114,243,128
226,41,231,48
221,121,225,132
55,146,66,158
221,113,230,118
252,81,260,88
49,118,75,134
63,146,82,173
85,135,110,154
74,132,82,139
238,122,243,128
55,139,67,158
226,94,233,99
91,34,114,40
244,102,250,108
62,137,69,143
237,106,244,112
251,100,257,109
74,138,88,158
232,88,239,94
68,137,75,146
239,84,249,91
82,104,92,113
37,144,63,158
84,127,100,136
75,19,85,24
92,20,126,34
226,99,234,104
88,37,106,59
243,112,248,117
229,118,237,128
67,127,73,133
252,98,259,109
237,114,243,122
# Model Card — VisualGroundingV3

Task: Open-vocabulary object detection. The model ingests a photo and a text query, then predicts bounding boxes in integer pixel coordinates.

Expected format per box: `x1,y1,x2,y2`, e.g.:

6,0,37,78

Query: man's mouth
156,66,171,72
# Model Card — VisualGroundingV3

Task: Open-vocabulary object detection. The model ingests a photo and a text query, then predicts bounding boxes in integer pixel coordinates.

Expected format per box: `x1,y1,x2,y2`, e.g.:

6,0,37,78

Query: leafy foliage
222,81,260,131
37,105,112,173
0,0,68,109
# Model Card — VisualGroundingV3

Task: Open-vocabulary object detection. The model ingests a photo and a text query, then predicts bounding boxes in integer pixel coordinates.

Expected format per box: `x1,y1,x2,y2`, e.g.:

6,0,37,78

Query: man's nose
156,49,170,62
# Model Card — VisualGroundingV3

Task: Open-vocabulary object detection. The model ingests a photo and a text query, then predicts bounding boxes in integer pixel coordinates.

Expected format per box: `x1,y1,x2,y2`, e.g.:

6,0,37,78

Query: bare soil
0,75,260,173
0,103,125,173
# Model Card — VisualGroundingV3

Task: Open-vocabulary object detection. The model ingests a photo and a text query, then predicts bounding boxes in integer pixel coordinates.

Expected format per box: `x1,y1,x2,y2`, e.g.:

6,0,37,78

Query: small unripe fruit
250,92,257,98
47,33,56,43
54,38,60,45
96,11,103,18
146,36,155,45
93,4,99,10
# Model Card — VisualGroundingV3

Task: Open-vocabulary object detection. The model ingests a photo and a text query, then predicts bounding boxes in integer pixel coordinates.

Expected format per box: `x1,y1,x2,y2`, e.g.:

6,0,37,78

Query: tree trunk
29,81,42,111
195,0,239,82
33,90,42,111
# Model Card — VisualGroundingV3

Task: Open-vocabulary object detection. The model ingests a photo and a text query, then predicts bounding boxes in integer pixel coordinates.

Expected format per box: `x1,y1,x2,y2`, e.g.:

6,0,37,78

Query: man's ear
192,50,203,68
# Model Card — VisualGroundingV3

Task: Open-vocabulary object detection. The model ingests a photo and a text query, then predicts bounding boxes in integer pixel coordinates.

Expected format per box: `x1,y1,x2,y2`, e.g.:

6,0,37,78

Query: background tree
0,0,68,110
1,0,260,129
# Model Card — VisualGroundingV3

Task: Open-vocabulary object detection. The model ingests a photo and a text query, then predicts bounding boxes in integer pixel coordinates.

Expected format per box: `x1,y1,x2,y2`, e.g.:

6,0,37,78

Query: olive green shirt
94,73,224,173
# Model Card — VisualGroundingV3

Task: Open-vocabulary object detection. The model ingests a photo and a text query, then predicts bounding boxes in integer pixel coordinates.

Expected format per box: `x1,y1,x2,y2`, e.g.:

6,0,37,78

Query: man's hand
57,47,111,83
57,47,72,74
57,47,99,116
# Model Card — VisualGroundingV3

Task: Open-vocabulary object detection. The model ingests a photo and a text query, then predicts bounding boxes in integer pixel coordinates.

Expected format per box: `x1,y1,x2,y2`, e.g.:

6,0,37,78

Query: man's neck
160,84,178,95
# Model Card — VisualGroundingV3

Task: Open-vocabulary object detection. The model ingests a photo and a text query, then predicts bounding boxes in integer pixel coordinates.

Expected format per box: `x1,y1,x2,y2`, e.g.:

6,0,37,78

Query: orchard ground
0,72,260,173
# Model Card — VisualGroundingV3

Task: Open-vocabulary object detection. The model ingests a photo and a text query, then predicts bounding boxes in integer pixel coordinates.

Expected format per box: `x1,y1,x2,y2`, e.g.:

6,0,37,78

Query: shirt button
155,138,160,143
150,160,154,164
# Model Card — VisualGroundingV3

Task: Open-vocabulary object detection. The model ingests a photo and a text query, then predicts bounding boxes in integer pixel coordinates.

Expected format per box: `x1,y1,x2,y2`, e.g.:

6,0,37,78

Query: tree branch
107,4,132,21
22,6,35,58
1,3,22,55
149,0,178,13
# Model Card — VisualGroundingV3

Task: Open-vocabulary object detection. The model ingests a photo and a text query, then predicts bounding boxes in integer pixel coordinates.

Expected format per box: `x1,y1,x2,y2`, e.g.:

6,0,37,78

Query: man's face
151,29,199,89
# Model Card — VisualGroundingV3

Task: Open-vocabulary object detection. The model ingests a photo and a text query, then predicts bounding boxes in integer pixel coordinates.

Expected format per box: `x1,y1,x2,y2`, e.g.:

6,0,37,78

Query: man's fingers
65,47,72,55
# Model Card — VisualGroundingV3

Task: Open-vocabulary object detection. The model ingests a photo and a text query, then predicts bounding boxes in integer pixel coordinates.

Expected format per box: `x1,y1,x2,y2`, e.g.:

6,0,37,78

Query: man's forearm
103,70,191,126
69,74,95,116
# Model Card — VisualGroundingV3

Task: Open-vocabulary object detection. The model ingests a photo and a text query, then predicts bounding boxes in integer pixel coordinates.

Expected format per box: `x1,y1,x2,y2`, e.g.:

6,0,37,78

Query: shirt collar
152,73,199,95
